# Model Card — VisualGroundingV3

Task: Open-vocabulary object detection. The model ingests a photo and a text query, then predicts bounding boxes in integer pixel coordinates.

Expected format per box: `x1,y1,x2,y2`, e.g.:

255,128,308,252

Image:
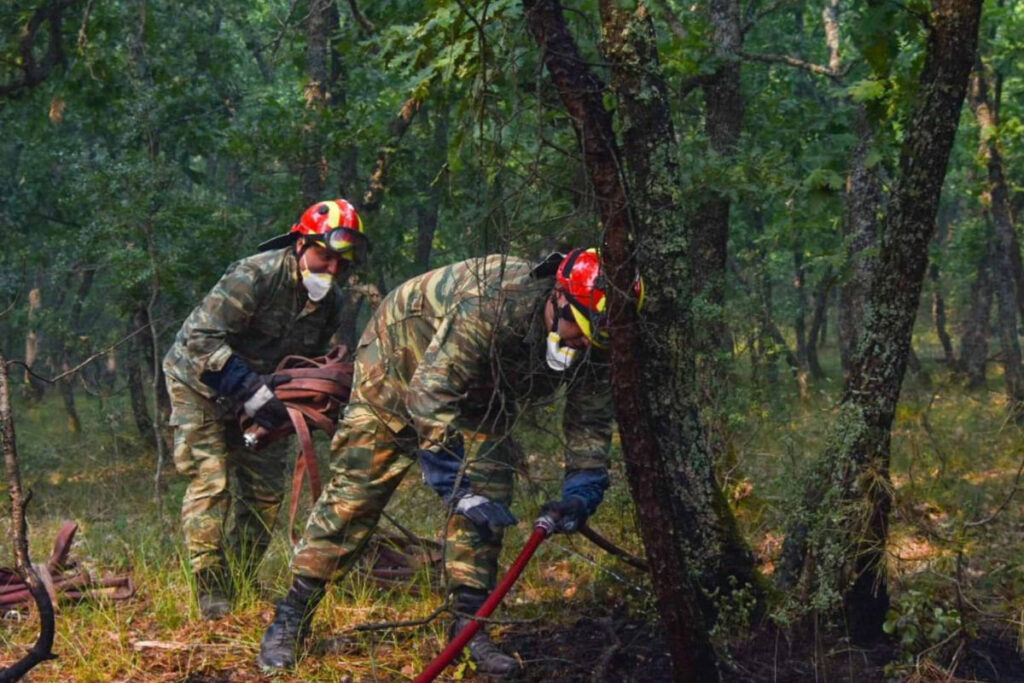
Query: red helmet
258,198,368,262
291,199,367,261
556,248,645,348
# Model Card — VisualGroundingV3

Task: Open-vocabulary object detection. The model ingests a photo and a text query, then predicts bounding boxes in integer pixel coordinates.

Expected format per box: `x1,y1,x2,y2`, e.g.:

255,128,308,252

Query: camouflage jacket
163,248,341,399
357,254,613,473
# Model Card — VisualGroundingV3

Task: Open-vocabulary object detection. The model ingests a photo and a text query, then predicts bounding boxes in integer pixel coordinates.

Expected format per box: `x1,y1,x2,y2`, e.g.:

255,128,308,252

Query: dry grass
1,353,1022,680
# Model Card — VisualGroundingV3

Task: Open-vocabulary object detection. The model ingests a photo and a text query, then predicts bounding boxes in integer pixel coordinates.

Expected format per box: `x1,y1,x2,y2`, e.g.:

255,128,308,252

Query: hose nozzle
533,514,556,537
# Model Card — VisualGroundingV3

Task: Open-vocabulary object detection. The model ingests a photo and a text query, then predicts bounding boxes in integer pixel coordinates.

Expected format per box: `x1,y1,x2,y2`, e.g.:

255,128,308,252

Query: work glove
539,496,588,534
452,492,518,539
540,468,610,533
200,354,291,429
235,372,291,430
418,444,517,540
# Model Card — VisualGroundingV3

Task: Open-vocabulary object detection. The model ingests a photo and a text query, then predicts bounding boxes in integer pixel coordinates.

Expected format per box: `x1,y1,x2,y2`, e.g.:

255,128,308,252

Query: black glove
453,492,517,540
539,496,588,534
237,372,291,430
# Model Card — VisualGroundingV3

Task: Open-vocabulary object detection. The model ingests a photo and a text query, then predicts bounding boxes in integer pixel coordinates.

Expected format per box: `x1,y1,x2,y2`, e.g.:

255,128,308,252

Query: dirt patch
491,608,1023,683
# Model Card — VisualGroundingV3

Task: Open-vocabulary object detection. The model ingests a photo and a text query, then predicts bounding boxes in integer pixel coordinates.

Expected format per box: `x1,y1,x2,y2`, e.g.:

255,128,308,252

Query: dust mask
299,253,334,302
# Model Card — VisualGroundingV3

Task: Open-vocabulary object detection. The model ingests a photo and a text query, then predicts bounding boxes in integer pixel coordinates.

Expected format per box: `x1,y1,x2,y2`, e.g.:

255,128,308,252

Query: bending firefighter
162,199,368,619
258,248,643,674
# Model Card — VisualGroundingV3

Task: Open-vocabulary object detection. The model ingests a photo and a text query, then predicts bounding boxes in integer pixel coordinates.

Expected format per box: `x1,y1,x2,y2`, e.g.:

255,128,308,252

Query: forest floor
1,351,1023,681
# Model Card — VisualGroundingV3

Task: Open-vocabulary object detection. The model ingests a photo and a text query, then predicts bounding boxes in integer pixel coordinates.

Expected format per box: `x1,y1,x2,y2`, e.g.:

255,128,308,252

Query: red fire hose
413,517,555,683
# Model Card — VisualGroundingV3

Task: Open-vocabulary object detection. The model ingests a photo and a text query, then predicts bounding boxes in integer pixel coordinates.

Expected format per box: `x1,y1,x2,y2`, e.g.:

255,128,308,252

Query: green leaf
845,79,886,103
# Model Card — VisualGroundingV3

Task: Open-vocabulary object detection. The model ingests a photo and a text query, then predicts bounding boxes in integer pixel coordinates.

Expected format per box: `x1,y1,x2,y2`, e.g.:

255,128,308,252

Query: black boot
196,567,232,620
450,587,520,676
258,575,326,671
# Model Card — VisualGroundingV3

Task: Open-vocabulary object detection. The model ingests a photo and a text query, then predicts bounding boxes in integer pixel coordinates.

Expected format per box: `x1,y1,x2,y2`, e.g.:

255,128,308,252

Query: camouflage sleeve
562,359,614,472
406,297,495,451
182,260,266,375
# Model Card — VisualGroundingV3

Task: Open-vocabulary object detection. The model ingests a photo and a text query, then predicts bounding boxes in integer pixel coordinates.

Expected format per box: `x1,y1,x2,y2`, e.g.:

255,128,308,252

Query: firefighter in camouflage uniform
258,248,644,674
163,199,368,620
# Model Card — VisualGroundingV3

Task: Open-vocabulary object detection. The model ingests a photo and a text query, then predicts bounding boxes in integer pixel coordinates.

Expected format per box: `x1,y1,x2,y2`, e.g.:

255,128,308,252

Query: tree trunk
805,267,833,379
691,0,743,422
599,0,760,616
960,250,992,387
793,249,810,397
23,283,45,402
837,107,883,380
794,250,808,366
300,0,334,204
56,266,95,434
968,63,1024,414
127,309,153,441
930,261,956,366
525,1,757,678
414,102,449,272
780,0,982,642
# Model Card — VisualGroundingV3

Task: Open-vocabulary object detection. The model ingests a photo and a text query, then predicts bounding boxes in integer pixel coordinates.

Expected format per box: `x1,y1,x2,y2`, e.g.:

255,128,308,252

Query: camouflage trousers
166,375,289,575
291,401,517,594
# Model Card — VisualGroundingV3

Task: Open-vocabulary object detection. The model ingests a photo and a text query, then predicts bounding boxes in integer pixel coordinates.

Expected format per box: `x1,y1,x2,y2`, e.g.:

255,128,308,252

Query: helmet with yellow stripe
258,198,368,263
555,248,645,348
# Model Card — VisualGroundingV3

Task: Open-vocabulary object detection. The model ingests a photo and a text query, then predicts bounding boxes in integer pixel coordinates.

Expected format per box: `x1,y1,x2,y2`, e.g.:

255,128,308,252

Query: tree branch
580,523,649,571
6,322,155,385
965,455,1024,527
741,51,840,82
345,0,375,34
0,0,81,99
361,94,425,213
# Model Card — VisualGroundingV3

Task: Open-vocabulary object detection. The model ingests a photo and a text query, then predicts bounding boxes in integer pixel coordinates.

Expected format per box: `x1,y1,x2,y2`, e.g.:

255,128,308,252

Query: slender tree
779,0,983,642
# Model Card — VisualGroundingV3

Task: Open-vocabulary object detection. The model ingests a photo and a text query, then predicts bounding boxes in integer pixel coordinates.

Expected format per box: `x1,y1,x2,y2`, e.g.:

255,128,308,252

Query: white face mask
546,331,578,372
299,253,334,302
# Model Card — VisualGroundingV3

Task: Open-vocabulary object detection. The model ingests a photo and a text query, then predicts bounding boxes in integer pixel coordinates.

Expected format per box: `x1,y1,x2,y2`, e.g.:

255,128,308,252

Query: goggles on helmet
308,226,365,259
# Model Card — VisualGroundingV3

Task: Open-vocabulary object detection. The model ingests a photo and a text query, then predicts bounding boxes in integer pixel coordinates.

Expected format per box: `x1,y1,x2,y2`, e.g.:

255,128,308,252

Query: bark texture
300,0,335,204
601,0,760,621
524,1,746,679
779,0,982,642
691,0,743,417
837,108,883,380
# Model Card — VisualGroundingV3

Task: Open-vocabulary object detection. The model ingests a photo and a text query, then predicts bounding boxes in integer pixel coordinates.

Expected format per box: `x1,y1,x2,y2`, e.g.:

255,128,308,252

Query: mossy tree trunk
837,108,883,381
779,0,982,642
525,2,761,680
692,0,743,444
600,0,762,609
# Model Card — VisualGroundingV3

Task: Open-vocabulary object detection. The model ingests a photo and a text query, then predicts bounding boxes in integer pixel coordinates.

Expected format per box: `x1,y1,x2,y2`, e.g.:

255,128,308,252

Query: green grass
0,347,1022,680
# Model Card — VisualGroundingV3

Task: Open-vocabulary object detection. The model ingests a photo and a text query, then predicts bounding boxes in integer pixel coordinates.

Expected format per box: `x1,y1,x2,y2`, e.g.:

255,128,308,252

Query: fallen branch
580,524,649,572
